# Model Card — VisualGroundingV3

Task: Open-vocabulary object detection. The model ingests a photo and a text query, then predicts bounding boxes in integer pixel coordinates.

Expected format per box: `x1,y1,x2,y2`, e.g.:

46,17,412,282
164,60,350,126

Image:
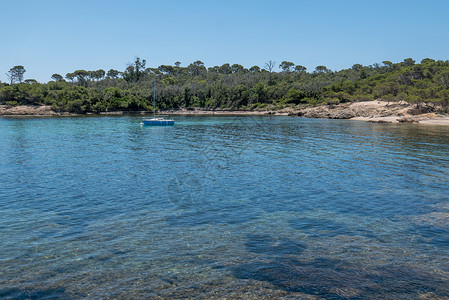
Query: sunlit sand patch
418,291,449,299
413,212,449,228
413,202,449,228
432,202,449,211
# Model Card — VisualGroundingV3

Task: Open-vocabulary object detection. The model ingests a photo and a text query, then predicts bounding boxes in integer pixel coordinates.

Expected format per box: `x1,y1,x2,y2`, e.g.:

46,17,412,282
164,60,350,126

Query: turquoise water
1,115,449,299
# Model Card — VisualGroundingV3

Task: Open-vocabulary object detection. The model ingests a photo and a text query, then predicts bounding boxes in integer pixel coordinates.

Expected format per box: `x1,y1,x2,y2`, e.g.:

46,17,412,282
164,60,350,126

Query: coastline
2,101,449,125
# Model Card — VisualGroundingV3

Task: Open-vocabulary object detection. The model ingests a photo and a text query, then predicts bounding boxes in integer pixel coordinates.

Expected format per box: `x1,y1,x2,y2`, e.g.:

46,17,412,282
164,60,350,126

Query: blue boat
141,74,174,126
141,116,174,126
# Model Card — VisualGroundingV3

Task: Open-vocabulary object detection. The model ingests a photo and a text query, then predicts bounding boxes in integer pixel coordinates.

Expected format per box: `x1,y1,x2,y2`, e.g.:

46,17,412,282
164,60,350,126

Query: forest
1,58,449,113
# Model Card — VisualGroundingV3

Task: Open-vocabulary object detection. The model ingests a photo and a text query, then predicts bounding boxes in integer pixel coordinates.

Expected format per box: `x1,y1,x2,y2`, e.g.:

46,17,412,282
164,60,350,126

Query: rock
0,105,58,115
408,106,434,115
368,120,392,123
397,117,419,123
329,110,355,119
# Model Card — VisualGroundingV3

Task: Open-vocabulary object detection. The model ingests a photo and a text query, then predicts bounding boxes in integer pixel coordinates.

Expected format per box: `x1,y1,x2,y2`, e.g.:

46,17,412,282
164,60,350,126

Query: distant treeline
1,58,449,113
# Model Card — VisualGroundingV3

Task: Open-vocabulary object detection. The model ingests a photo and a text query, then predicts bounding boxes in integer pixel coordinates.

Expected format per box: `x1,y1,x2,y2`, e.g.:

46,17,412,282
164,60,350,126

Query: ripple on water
1,116,449,298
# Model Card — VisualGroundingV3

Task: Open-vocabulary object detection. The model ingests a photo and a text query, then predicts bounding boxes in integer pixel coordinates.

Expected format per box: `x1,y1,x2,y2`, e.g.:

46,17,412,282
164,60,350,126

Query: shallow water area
1,115,449,299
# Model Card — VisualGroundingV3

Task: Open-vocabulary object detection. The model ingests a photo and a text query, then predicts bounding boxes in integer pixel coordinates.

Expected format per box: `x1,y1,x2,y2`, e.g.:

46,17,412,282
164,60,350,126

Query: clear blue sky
1,0,449,83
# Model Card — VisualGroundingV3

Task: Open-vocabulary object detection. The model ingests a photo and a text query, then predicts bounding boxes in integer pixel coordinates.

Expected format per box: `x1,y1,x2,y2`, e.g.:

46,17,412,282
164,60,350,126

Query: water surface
1,116,448,299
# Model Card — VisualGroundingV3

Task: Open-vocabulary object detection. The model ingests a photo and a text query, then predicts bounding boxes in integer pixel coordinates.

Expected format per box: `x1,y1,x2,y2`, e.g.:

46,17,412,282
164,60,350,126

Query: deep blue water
1,115,449,299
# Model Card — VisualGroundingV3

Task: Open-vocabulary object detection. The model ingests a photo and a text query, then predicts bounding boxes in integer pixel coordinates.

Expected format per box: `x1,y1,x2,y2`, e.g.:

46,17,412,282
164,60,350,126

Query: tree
403,58,415,67
7,65,26,84
193,60,204,67
285,88,305,104
51,74,64,82
264,60,277,84
219,63,232,74
73,70,89,86
106,69,120,79
314,65,329,73
188,61,206,76
294,65,307,73
360,69,368,79
264,60,276,73
352,64,363,71
93,69,105,81
134,57,146,79
158,65,175,75
249,66,261,73
208,66,220,73
231,64,245,73
279,61,294,72
66,72,75,83
123,57,147,82
174,61,181,67
24,79,37,84
382,61,393,68
252,82,267,103
123,66,135,82
421,58,435,64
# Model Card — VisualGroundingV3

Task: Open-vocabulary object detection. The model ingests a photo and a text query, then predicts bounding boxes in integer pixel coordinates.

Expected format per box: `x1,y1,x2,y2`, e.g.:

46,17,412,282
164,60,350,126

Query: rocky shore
290,100,449,125
2,101,449,125
164,101,449,125
0,105,61,116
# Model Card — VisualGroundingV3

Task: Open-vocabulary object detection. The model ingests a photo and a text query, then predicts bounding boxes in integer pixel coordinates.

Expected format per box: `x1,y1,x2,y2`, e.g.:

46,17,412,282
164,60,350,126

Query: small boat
141,116,174,126
141,74,174,126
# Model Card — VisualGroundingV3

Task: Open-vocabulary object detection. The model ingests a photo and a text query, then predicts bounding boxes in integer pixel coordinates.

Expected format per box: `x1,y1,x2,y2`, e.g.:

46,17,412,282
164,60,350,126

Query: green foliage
284,88,306,104
0,82,44,105
2,58,449,113
332,59,449,107
162,77,175,85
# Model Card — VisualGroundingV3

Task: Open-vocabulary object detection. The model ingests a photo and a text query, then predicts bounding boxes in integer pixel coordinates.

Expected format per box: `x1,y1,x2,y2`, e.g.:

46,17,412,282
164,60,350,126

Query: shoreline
2,101,449,125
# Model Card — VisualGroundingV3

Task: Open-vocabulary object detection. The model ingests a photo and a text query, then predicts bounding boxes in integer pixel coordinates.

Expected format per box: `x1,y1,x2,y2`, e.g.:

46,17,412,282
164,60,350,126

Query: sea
1,115,448,299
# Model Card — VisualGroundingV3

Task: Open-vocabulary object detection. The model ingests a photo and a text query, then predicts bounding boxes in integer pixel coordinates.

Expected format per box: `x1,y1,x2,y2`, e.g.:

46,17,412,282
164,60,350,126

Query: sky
1,0,449,83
